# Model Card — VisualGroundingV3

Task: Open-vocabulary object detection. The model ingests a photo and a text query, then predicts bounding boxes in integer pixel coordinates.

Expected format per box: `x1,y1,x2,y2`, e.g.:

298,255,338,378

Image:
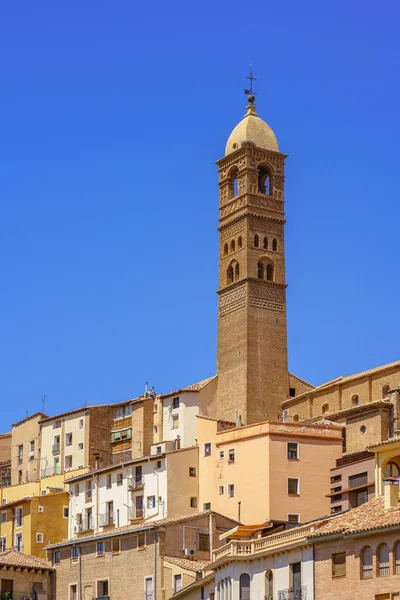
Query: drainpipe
312,543,315,600
78,546,83,600
154,531,158,600
238,501,241,523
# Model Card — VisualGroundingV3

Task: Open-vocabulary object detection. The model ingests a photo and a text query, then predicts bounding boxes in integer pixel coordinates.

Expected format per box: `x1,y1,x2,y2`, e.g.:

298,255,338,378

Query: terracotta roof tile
161,376,217,399
0,549,53,570
164,556,210,571
310,495,400,538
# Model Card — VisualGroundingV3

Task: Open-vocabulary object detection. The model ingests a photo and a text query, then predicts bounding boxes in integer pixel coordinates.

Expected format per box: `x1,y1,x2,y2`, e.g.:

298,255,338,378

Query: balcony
85,490,93,503
278,588,307,600
128,506,144,520
41,465,61,478
81,519,94,532
128,476,144,491
99,513,115,527
52,444,60,454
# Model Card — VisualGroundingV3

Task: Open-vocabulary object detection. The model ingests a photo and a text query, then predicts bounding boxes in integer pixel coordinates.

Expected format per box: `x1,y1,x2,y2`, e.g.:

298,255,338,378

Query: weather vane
244,64,257,104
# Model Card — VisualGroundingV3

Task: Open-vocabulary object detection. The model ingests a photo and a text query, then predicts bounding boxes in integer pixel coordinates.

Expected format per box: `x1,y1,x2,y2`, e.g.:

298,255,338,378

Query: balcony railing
99,513,115,527
52,444,60,454
128,476,144,491
278,587,307,600
128,506,144,520
41,465,61,478
82,519,94,532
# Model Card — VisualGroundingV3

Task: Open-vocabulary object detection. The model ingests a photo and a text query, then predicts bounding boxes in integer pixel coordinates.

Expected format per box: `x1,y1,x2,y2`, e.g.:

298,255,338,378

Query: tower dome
225,103,278,155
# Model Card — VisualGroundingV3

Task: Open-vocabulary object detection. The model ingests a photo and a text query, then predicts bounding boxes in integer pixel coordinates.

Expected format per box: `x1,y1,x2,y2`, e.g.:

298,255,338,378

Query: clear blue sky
1,1,399,427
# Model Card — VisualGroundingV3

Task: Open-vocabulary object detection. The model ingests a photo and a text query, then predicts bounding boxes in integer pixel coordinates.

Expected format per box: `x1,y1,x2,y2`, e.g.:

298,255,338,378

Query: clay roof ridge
161,375,217,398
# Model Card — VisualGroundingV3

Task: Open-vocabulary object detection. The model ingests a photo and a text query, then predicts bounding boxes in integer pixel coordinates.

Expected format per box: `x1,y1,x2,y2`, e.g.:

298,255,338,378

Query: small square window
63,507,69,519
288,478,299,495
174,574,183,594
147,496,156,509
54,420,61,429
189,467,196,477
96,541,104,556
117,473,123,486
219,450,225,461
190,497,197,508
112,538,120,554
228,484,235,498
204,443,211,457
36,533,44,543
203,502,211,511
218,485,224,495
0,512,6,524
287,443,298,460
288,514,300,524
156,460,162,469
71,546,79,561
54,550,61,565
289,387,296,397
38,505,44,513
79,419,84,429
41,490,47,496
78,443,83,451
1,499,7,506
66,433,73,446
172,397,180,409
156,446,162,454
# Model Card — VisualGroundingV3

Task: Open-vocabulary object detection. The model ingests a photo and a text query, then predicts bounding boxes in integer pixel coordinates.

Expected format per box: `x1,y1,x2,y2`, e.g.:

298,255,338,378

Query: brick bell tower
216,87,289,425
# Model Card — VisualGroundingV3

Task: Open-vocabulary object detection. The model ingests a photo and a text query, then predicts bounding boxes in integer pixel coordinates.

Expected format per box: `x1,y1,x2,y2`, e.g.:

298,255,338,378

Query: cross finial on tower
244,64,257,104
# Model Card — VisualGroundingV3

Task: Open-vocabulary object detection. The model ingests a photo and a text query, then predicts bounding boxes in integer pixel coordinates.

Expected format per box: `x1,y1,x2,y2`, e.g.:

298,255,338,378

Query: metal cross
244,64,257,97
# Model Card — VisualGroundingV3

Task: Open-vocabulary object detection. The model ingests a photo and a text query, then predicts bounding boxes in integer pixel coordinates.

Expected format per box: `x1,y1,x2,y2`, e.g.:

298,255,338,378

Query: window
356,489,368,507
189,467,196,477
190,497,197,508
272,238,278,251
156,460,162,469
239,573,250,600
78,443,83,451
288,514,300,524
331,505,342,514
204,443,212,457
15,533,22,552
289,387,296,397
74,484,79,497
138,533,145,549
228,449,235,463
257,261,264,280
287,442,298,459
230,239,235,252
63,507,69,519
0,537,5,552
263,236,268,249
117,473,123,486
199,533,210,552
293,414,299,422
15,507,23,528
377,543,389,577
79,419,84,429
332,552,346,577
322,403,329,414
147,496,156,509
331,474,342,483
174,574,182,594
219,450,225,461
86,508,93,530
238,236,243,248
65,455,72,470
1,499,7,506
361,546,373,579
203,502,211,511
0,512,6,524
352,394,359,406
288,478,299,495
172,397,180,409
145,577,153,600
254,234,259,248
112,538,120,554
71,546,79,561
349,472,368,489
54,420,61,429
17,445,23,464
54,550,61,565
265,570,273,599
218,485,224,495
228,484,235,498
290,562,301,589
106,474,112,488
96,541,104,556
360,425,366,434
172,414,179,429
18,469,22,484
382,384,391,398
266,263,274,281
53,435,60,453
66,433,73,446
156,446,162,454
97,581,109,598
70,585,77,600
29,440,35,459
36,533,44,543
224,242,228,255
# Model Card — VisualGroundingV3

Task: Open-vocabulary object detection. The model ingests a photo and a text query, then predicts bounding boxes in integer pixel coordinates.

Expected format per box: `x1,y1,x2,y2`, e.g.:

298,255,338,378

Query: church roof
225,103,278,155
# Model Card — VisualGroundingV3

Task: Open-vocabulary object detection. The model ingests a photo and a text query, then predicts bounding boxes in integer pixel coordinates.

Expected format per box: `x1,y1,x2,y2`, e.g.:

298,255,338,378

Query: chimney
384,477,399,509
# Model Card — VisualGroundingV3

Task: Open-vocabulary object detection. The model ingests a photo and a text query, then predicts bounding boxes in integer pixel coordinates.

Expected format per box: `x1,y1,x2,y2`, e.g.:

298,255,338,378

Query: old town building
0,549,53,599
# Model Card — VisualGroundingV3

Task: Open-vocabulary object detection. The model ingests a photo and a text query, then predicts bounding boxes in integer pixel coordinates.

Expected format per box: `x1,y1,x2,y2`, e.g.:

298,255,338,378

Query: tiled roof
310,495,400,538
197,415,236,425
11,412,48,428
0,549,53,571
164,556,210,571
168,573,215,599
324,400,392,420
161,376,217,398
282,359,400,407
64,453,166,483
368,436,400,451
39,405,108,424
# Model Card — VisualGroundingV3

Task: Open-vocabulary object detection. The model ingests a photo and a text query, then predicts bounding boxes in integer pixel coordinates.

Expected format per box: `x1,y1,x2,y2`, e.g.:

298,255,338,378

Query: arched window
377,543,389,577
293,414,299,422
223,243,228,256
258,166,271,195
266,263,274,281
382,384,391,398
385,461,400,478
227,264,234,285
352,394,359,406
394,541,400,574
263,237,268,249
265,570,273,599
272,238,278,251
361,546,373,579
239,573,250,600
235,262,239,281
322,403,329,415
229,167,239,198
257,262,264,280
254,234,259,248
230,239,235,252
238,236,243,248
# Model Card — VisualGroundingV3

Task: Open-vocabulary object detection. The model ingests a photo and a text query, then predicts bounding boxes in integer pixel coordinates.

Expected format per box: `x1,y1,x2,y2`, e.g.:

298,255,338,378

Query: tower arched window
265,570,273,598
231,239,235,252
272,238,278,251
235,262,239,281
228,167,239,199
382,384,391,398
360,546,373,579
238,236,243,248
257,262,264,280
223,243,228,256
293,414,299,422
254,234,259,248
352,394,359,406
266,263,274,281
377,543,389,577
227,264,234,285
258,166,271,195
322,403,329,415
263,237,268,249
239,573,250,600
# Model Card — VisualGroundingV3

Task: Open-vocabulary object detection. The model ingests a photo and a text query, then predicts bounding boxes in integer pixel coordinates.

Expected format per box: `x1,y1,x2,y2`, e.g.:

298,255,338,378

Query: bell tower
216,87,289,425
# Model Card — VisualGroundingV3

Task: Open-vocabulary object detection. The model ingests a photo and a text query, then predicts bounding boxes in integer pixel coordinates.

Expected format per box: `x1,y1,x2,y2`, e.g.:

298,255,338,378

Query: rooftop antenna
244,63,257,105
41,394,55,413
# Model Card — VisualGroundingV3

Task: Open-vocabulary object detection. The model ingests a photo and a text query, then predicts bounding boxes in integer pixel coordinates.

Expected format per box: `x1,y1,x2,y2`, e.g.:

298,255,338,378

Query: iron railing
52,444,60,454
278,587,307,600
99,513,115,527
128,476,144,491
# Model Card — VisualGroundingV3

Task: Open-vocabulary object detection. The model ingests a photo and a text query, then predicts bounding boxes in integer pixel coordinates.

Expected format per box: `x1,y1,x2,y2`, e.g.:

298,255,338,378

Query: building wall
11,414,43,485
329,455,375,513
0,570,51,600
0,434,11,463
40,412,90,478
344,407,391,454
315,530,400,600
88,406,114,469
166,447,199,517
163,560,197,600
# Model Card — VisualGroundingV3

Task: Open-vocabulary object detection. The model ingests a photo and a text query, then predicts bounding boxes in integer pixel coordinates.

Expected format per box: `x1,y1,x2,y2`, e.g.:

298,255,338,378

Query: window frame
228,449,235,463
137,532,146,550
287,442,299,460
112,538,120,554
287,477,300,496
287,513,300,524
172,397,180,410
332,552,346,578
227,483,235,498
36,532,44,544
173,574,183,594
204,442,212,457
96,541,105,557
54,550,61,565
71,546,79,562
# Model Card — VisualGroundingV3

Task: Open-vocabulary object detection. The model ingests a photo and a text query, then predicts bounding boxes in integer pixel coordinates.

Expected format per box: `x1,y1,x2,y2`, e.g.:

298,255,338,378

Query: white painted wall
40,412,88,478
162,393,200,448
